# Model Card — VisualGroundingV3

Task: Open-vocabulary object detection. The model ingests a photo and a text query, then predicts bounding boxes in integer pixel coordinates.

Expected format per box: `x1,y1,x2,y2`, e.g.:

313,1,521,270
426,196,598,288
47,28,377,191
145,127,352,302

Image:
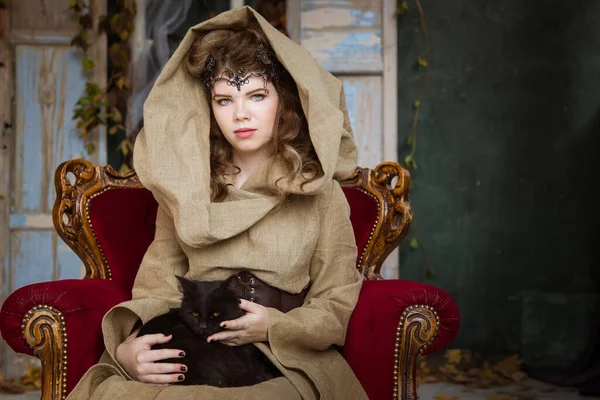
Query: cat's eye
192,312,199,317
212,312,220,317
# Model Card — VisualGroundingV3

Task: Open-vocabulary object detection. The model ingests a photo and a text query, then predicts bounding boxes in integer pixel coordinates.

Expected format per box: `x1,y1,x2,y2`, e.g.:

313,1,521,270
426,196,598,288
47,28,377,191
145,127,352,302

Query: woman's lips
233,129,256,138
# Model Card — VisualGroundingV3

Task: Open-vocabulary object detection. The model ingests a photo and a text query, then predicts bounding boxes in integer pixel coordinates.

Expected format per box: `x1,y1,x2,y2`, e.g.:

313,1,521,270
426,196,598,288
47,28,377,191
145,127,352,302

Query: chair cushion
88,188,158,292
342,187,379,265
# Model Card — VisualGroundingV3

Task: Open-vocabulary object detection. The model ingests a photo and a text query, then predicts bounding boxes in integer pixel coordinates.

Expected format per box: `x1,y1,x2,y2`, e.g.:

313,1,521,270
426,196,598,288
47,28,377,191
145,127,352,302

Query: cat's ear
221,275,244,298
175,275,196,294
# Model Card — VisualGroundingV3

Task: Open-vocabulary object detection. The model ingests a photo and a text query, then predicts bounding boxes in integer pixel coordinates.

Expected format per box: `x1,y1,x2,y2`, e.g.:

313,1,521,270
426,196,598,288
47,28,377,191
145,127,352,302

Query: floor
419,379,599,399
1,379,598,399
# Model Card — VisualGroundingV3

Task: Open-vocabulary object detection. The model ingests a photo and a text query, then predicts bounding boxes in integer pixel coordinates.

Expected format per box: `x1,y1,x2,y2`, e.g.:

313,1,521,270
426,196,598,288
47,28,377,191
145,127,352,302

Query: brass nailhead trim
356,188,381,271
86,188,114,280
237,275,256,302
21,305,68,400
392,305,440,399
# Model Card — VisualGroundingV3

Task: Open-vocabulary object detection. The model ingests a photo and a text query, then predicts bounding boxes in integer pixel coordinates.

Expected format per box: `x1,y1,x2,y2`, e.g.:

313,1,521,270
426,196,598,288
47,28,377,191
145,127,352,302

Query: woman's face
211,71,280,161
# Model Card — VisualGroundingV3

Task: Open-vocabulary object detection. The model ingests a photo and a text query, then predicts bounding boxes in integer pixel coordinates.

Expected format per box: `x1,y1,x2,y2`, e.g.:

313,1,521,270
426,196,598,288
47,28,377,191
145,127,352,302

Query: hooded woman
67,6,368,400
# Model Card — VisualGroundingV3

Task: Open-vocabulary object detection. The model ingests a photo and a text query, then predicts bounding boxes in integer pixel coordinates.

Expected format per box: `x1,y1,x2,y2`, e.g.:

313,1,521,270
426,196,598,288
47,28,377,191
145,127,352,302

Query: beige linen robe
67,6,368,400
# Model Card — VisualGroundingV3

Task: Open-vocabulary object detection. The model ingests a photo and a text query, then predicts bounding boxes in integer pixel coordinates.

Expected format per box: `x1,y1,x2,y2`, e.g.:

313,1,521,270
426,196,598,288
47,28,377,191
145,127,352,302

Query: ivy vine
396,0,435,278
69,0,136,171
396,0,429,171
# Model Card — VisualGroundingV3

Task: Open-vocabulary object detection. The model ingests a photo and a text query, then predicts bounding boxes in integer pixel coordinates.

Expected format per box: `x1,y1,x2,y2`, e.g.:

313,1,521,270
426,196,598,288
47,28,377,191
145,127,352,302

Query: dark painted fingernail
179,351,185,357
181,366,187,372
178,375,184,381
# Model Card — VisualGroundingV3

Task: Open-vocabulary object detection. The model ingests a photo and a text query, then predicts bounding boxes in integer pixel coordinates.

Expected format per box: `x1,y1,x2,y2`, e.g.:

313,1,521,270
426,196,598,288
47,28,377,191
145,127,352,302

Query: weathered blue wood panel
14,45,96,214
11,231,54,291
300,1,383,73
341,76,383,168
55,234,84,281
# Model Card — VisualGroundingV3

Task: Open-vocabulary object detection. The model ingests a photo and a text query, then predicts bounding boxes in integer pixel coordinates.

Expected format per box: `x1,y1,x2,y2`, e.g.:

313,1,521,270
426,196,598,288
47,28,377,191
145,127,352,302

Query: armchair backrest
53,159,412,292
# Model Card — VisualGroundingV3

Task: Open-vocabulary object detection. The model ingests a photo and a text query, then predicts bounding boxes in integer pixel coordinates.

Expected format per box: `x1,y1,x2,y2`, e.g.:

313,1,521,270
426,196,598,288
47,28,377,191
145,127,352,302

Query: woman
67,6,368,399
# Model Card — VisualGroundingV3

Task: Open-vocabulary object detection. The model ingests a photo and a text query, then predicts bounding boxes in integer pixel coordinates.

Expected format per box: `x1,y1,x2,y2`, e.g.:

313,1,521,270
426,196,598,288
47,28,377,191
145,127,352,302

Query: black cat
138,275,282,387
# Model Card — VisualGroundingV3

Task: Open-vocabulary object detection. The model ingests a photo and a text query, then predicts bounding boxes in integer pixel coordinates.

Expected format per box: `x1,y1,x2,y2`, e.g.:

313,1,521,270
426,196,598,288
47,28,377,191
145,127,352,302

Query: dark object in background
523,317,600,396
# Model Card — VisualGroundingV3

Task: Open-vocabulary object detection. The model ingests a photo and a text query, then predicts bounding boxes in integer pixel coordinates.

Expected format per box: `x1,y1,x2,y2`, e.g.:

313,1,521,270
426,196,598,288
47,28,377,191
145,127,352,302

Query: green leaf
68,0,84,11
413,99,421,109
109,107,122,123
123,0,137,13
109,125,119,135
406,136,413,146
98,15,110,34
85,143,96,154
118,139,132,156
82,58,95,72
395,1,408,16
404,154,417,170
118,163,131,174
78,14,93,30
109,43,129,69
116,75,131,90
417,56,428,68
409,237,420,249
0,194,5,200
426,268,436,279
85,83,101,96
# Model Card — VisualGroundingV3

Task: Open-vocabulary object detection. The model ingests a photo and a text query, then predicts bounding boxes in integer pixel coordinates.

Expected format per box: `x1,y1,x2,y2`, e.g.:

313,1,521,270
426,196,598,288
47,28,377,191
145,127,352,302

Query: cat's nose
198,322,208,329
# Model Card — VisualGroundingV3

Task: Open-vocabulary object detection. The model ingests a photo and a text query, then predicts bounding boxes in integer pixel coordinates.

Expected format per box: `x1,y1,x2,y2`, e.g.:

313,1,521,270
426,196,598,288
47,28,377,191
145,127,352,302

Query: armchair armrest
344,280,460,400
0,279,130,398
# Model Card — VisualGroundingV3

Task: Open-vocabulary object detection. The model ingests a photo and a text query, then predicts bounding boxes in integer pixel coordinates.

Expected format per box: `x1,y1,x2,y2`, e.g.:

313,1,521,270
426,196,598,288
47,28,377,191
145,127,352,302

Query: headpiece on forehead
202,39,282,92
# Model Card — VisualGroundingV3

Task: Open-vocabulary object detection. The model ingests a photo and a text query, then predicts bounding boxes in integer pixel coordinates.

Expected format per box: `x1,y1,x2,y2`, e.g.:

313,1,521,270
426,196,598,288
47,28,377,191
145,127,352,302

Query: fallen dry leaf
433,395,459,400
0,365,42,394
418,349,531,389
487,395,519,400
493,355,523,379
445,349,463,364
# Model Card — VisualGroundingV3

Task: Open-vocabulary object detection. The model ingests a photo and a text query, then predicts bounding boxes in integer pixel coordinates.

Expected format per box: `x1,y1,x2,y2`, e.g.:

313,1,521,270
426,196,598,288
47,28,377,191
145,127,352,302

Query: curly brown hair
184,25,324,202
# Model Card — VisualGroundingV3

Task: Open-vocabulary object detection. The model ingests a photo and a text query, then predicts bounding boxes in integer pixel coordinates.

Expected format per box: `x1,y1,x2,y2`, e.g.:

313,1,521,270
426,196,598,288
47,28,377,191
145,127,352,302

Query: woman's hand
115,328,188,384
206,299,269,346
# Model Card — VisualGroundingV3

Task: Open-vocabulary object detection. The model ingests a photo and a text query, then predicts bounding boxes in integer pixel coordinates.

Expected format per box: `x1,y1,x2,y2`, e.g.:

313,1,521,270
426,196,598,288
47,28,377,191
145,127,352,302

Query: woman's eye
252,94,265,101
216,99,231,106
192,312,199,317
212,312,220,317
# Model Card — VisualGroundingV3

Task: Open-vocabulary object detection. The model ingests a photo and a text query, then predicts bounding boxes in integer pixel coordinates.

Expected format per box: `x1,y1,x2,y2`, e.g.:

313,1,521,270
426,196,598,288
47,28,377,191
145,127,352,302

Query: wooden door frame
285,0,398,163
0,6,13,304
286,0,400,278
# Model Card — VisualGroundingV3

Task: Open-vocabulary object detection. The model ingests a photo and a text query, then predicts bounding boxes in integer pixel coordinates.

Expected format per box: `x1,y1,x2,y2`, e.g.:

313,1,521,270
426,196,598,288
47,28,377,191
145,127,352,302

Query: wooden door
0,0,106,378
287,0,400,278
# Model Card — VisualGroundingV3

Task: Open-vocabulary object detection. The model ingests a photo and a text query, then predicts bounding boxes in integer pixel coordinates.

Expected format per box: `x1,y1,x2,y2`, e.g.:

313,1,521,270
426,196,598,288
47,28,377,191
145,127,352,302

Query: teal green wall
396,0,600,367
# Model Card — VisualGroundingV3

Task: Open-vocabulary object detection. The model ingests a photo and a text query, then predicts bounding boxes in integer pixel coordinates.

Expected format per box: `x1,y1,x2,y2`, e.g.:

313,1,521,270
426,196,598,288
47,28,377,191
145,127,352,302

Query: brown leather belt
232,271,308,313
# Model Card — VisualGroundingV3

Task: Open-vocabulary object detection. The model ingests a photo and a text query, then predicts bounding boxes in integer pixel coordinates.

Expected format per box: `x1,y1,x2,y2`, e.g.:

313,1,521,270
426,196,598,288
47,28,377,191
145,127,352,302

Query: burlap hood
133,6,357,248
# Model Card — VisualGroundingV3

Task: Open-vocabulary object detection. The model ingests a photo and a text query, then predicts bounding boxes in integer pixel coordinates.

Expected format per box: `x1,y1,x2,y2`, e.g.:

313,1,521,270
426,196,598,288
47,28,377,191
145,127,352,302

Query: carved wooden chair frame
21,158,439,400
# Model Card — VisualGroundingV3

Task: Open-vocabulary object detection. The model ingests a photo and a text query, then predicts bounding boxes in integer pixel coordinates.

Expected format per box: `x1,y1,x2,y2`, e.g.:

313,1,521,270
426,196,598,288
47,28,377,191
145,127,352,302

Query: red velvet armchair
0,159,460,400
